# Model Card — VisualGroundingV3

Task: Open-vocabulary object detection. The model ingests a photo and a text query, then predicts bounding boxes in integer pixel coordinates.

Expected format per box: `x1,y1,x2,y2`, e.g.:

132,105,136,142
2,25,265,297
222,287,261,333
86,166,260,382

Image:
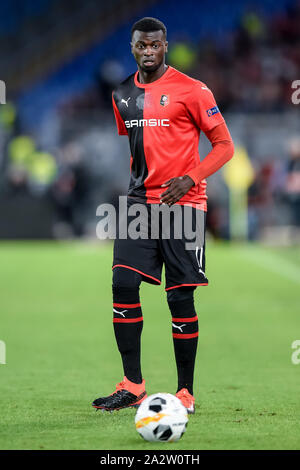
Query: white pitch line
236,245,300,285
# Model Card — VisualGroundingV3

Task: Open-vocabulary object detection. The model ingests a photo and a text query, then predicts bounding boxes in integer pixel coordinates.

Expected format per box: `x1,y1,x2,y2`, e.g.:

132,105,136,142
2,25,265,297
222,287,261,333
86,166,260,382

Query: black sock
112,283,143,384
168,297,198,396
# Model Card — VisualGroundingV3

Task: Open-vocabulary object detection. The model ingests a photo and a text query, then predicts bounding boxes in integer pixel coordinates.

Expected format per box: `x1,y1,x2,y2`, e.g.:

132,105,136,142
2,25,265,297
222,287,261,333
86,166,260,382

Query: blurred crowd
187,2,300,112
206,136,300,241
0,125,93,238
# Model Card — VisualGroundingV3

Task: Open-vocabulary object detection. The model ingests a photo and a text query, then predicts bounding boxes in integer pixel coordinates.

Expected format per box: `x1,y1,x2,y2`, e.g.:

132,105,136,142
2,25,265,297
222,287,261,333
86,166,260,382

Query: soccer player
92,17,234,413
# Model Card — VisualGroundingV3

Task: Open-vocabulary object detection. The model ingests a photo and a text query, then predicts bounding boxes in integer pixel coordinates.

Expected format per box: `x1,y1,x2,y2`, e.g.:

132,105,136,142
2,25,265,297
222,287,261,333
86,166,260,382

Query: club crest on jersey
160,94,170,107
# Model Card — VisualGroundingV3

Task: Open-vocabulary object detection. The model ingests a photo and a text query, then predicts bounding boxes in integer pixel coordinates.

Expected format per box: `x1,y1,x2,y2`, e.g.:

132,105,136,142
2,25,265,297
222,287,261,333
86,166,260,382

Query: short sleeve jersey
112,65,224,210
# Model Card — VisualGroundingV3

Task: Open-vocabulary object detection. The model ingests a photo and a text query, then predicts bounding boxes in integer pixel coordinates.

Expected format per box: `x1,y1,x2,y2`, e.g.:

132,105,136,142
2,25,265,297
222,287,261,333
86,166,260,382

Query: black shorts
113,197,208,291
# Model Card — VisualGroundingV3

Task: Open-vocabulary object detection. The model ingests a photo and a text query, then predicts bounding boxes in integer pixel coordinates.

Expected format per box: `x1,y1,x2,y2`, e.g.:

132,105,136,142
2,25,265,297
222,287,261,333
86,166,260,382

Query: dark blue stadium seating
0,0,53,34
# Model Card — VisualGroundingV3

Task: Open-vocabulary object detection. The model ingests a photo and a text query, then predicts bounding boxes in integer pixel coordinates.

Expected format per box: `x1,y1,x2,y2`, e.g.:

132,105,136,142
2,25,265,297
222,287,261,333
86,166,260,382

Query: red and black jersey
112,65,225,210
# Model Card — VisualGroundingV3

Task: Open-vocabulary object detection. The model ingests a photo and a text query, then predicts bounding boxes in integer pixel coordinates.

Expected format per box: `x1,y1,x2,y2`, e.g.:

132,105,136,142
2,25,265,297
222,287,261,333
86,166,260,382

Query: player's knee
112,267,142,304
113,267,142,289
167,287,196,318
167,286,195,304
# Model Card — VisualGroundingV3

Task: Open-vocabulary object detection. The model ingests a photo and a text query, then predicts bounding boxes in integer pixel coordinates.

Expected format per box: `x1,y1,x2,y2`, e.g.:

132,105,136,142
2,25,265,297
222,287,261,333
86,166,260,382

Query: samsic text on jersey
112,66,224,210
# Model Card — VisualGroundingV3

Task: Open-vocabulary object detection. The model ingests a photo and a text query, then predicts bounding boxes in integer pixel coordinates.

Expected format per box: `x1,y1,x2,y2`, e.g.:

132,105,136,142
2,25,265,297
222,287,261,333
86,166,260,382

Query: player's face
131,30,168,73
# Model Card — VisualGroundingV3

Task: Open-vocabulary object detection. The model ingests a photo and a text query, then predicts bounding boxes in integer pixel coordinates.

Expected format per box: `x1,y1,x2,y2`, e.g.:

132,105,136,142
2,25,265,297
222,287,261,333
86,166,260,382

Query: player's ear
165,41,168,53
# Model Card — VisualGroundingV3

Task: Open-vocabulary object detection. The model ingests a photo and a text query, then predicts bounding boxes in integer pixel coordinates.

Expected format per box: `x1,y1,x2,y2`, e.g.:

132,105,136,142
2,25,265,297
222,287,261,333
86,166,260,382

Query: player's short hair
131,17,167,39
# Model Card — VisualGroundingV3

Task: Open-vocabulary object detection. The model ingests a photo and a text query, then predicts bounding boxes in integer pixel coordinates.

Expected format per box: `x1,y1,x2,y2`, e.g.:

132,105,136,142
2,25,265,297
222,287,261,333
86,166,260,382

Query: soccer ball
135,393,188,442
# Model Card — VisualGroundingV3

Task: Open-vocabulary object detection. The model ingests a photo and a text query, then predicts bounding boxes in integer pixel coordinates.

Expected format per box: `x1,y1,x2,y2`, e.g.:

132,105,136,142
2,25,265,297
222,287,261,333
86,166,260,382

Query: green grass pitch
0,241,300,450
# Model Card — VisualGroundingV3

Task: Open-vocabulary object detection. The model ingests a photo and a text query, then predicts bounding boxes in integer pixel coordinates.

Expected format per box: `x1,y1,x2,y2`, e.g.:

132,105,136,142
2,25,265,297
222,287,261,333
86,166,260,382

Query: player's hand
160,175,195,206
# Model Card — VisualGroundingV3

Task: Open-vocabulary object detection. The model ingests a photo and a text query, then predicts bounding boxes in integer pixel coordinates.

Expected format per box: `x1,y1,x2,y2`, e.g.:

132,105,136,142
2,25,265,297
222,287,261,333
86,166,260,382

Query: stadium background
0,0,300,450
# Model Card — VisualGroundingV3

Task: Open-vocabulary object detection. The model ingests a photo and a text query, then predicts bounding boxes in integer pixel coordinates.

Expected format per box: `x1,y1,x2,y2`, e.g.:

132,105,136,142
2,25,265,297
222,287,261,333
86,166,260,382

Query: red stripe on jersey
172,332,199,339
172,316,198,323
165,283,208,291
113,317,143,323
113,303,141,308
112,264,161,284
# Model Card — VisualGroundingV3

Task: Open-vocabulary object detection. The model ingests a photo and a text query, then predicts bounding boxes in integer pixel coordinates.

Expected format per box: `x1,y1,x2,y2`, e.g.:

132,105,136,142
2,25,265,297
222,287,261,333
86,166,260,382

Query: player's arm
112,92,128,135
160,83,234,205
185,121,234,184
160,122,234,205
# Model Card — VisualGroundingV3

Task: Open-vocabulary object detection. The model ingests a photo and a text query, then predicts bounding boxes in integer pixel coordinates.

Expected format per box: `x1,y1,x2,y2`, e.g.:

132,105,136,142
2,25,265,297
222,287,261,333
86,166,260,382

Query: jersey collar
134,65,173,88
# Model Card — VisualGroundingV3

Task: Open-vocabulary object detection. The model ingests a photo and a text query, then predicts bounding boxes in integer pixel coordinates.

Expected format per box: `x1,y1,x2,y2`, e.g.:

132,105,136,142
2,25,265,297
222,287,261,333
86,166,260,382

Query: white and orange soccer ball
135,393,188,442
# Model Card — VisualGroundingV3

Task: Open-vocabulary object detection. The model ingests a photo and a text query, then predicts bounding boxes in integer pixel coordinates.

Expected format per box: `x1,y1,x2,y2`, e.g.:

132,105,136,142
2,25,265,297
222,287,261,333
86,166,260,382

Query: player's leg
92,198,163,411
160,205,208,413
112,267,144,385
167,286,198,414
92,267,147,411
